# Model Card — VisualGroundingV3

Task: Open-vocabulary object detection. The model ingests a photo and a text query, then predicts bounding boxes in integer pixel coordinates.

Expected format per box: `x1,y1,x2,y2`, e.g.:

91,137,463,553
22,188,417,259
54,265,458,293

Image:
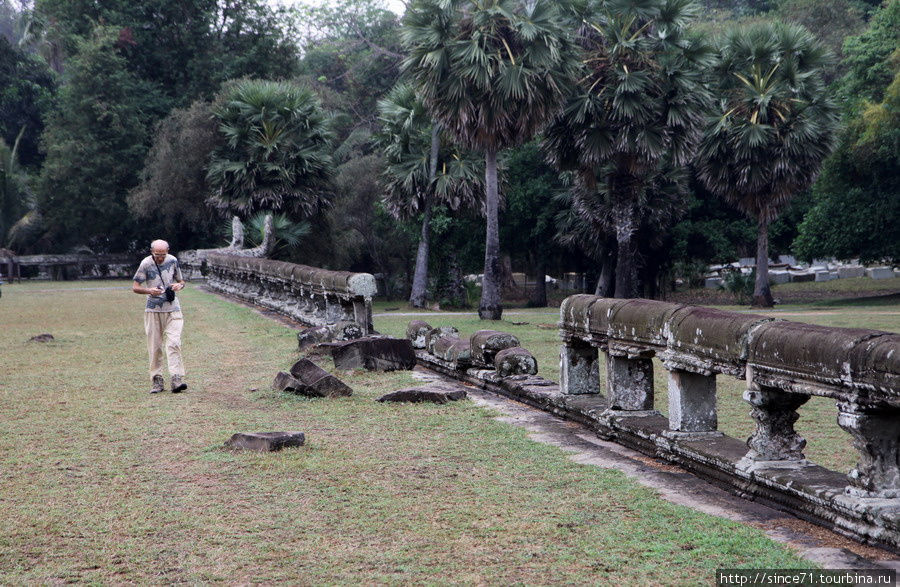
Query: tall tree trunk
613,198,638,299
479,148,502,320
528,254,547,307
595,246,615,297
408,126,441,308
752,217,774,307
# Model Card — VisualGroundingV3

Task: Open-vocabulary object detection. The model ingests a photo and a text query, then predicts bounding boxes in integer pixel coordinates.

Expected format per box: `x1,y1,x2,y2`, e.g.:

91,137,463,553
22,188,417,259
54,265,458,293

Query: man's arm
133,281,164,296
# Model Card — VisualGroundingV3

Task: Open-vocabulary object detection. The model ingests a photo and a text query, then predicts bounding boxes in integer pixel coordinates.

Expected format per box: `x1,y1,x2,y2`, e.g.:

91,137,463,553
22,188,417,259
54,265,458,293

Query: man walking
132,239,187,394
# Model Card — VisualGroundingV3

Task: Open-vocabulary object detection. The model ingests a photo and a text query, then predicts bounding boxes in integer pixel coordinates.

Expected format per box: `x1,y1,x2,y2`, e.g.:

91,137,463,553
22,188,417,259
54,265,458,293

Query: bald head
150,240,170,264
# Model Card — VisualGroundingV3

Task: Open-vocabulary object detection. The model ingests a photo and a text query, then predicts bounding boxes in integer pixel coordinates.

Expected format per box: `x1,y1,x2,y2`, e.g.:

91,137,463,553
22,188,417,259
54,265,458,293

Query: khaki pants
144,311,185,378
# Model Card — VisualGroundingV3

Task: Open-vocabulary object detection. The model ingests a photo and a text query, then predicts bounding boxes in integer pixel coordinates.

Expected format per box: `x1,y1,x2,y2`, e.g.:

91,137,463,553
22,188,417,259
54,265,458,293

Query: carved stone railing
206,253,376,334
558,295,899,550
405,298,899,549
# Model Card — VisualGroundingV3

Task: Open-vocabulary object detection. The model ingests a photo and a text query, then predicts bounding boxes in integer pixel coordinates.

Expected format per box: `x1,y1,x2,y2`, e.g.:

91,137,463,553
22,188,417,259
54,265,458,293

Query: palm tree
0,127,30,247
207,79,335,245
376,82,484,308
696,22,839,307
544,0,714,298
401,0,579,319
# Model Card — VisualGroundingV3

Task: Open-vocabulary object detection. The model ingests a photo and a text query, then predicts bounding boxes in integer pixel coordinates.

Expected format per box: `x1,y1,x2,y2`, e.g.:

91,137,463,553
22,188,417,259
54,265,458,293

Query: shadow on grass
812,292,900,308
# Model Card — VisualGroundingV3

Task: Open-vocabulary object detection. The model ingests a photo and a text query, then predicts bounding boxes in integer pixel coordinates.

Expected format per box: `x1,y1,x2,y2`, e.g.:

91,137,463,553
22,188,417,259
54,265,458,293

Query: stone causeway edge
416,351,900,551
409,296,900,553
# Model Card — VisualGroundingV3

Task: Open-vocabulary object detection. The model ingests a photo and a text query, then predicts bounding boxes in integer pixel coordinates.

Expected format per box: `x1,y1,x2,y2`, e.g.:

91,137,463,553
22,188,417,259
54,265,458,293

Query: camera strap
153,258,169,290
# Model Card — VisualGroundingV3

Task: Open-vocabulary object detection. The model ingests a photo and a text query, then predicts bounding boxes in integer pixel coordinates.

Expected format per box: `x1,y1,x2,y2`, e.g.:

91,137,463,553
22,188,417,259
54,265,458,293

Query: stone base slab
415,350,900,552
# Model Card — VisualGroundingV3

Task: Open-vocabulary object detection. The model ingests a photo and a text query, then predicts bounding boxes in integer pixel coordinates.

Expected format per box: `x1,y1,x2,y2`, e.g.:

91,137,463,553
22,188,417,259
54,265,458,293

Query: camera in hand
164,286,175,302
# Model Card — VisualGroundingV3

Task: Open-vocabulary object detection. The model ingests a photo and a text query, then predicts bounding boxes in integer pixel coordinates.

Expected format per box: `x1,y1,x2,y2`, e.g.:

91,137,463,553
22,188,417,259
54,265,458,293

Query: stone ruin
405,297,900,551
204,252,377,337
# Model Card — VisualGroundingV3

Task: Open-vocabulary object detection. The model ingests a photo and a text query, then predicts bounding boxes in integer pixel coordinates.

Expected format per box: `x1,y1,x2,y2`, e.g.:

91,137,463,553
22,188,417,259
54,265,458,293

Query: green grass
0,280,816,583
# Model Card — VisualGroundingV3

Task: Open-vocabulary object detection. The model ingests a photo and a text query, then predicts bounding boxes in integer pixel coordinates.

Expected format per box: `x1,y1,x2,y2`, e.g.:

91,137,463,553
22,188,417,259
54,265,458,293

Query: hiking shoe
150,375,164,394
171,375,187,393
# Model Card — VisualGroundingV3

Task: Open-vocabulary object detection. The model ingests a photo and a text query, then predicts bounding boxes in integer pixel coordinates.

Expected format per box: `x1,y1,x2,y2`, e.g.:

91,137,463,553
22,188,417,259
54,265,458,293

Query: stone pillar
352,299,372,335
559,340,600,395
666,369,719,435
743,386,809,463
606,354,654,411
837,402,900,498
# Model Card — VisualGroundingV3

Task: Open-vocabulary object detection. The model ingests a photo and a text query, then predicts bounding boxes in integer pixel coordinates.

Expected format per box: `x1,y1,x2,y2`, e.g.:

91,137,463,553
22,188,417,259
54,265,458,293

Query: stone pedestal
666,369,719,436
743,386,809,462
837,402,900,498
559,342,600,395
606,355,653,410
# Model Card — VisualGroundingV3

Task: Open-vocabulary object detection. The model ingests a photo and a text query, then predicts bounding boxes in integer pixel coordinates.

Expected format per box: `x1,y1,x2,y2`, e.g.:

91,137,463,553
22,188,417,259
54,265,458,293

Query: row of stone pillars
560,339,900,498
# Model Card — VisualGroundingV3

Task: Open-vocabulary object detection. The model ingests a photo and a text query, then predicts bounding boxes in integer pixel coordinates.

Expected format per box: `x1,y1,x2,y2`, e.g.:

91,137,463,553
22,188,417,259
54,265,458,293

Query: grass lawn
3,281,890,583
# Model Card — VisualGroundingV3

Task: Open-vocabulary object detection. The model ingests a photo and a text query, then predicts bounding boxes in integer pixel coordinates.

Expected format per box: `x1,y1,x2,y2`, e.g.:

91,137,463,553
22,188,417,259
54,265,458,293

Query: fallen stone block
272,371,304,392
331,337,416,371
704,277,722,289
867,267,894,280
426,326,458,354
289,358,353,397
789,271,815,283
406,320,433,349
297,326,331,351
225,431,305,451
495,347,538,377
837,266,865,279
470,330,520,367
769,270,790,285
377,386,467,404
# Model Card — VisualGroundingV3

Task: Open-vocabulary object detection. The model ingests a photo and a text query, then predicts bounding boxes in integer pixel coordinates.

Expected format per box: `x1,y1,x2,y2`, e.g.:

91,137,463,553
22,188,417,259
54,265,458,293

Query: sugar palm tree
544,0,713,298
376,82,484,308
696,22,839,307
207,80,335,241
402,0,579,319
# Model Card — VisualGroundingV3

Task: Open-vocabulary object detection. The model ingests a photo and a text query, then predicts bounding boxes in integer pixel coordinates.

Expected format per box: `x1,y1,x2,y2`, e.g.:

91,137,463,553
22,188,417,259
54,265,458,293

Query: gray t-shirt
133,254,184,313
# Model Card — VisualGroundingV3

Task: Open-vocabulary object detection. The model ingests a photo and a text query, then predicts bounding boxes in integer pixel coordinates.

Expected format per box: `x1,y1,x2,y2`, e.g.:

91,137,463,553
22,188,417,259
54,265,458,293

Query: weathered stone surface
431,335,461,361
743,387,809,462
866,267,894,280
837,266,865,279
667,369,718,433
272,371,304,392
406,320,432,349
289,358,353,397
470,330,520,366
664,306,772,375
331,337,416,371
297,326,331,350
560,342,600,395
789,271,815,283
849,333,900,394
377,386,467,404
205,253,375,335
225,431,305,452
749,321,884,387
606,355,654,411
495,347,538,377
28,333,54,342
332,321,363,341
425,326,458,354
837,402,900,498
607,299,684,349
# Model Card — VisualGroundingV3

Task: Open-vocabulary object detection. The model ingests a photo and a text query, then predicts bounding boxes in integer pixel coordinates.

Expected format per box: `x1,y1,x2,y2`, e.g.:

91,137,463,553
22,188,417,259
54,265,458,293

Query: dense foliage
0,0,895,306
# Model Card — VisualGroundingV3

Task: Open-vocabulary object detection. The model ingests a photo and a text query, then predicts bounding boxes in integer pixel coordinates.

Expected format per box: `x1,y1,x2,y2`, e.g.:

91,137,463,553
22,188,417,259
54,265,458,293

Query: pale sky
272,0,407,16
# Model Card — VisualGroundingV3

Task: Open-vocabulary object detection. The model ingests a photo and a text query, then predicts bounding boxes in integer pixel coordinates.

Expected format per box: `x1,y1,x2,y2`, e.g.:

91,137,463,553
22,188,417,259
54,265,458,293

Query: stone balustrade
206,253,376,334
558,295,900,549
